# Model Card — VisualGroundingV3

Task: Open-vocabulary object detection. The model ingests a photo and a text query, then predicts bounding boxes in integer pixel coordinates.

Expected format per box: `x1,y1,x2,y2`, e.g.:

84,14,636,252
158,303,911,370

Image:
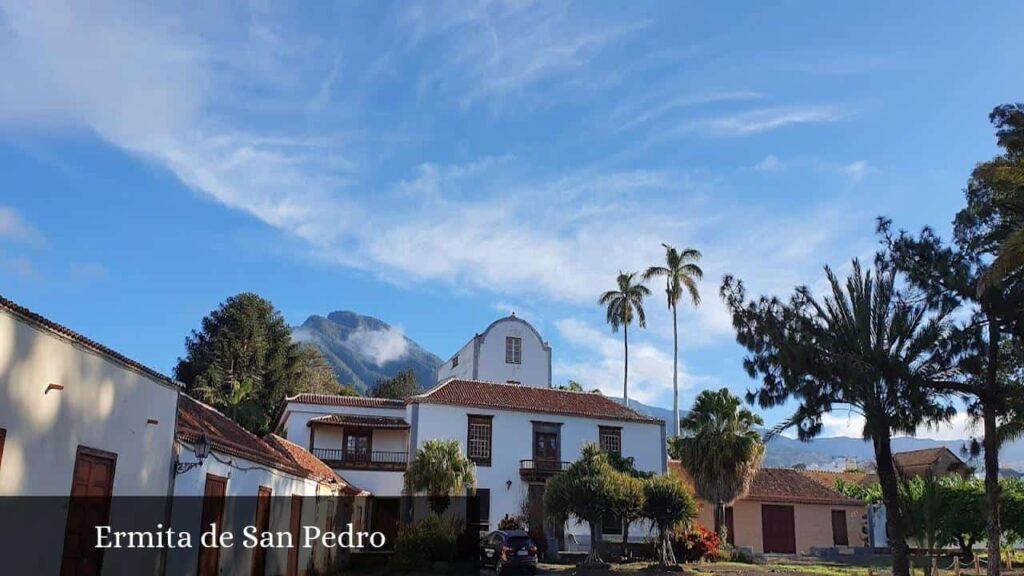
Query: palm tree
644,244,703,436
599,271,651,408
668,388,764,538
977,199,1024,295
404,439,476,515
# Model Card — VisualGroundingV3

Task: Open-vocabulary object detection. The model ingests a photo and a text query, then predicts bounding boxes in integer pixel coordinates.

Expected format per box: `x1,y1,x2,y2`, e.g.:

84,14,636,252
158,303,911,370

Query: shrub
498,515,524,530
388,514,461,572
671,523,722,563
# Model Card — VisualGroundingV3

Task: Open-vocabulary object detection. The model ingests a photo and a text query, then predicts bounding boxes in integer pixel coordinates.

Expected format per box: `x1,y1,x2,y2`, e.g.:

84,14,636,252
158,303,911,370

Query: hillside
293,311,443,394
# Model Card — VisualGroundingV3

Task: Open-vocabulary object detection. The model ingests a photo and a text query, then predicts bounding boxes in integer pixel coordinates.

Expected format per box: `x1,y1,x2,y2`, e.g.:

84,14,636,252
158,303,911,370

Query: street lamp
175,434,210,475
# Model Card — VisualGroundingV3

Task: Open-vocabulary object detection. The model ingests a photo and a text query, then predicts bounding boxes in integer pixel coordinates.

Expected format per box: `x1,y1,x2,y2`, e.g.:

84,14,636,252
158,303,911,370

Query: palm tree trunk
585,520,604,566
623,321,629,408
874,429,911,576
984,317,1002,576
672,303,679,437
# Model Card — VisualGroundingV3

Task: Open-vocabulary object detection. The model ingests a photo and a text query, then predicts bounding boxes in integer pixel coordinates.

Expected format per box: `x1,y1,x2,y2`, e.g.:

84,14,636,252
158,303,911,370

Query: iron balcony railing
519,459,570,481
312,448,408,471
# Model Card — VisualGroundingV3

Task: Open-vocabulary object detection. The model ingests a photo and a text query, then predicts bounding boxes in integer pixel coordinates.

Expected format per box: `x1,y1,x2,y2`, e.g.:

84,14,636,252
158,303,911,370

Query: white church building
277,314,667,551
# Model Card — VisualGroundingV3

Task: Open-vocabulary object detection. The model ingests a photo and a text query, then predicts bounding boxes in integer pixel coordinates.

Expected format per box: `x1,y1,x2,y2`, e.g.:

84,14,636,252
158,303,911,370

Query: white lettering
95,526,111,548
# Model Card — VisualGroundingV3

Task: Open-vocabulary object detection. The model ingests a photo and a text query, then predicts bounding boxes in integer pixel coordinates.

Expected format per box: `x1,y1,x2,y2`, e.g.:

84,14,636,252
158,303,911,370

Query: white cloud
819,411,979,441
694,106,846,136
0,206,43,245
753,154,784,172
552,317,715,405
345,325,410,366
609,90,763,133
838,160,870,183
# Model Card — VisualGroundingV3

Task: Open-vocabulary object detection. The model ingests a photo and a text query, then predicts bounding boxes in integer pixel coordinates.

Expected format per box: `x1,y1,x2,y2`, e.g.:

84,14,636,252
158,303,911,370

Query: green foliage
833,479,882,504
173,292,340,435
388,514,460,572
544,443,628,565
974,104,1024,294
935,476,986,560
1002,478,1024,541
669,388,764,536
643,474,698,567
404,440,476,514
899,475,943,556
370,368,421,400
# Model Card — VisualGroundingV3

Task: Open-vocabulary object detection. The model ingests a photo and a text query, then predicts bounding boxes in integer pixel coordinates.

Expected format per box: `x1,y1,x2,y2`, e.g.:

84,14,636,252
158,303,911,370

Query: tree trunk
658,524,677,567
584,520,604,566
984,319,1002,576
874,430,911,576
623,322,629,408
622,518,630,558
672,303,679,437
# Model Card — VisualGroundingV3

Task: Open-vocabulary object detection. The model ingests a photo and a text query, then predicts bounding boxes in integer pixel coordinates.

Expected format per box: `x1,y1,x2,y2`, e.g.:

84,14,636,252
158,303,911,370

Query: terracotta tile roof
668,461,865,507
287,393,406,409
178,395,358,490
411,379,662,424
0,294,180,389
309,414,410,429
802,470,879,489
264,434,365,496
893,447,962,469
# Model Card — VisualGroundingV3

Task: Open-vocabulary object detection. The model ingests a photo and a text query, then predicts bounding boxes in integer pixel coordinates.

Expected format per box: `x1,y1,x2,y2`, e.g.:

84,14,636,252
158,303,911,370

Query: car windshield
507,536,532,549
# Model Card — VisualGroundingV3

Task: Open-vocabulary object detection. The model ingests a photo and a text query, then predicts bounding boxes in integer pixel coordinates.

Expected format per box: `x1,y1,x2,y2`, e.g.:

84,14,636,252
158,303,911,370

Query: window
467,415,493,466
599,426,621,455
451,355,459,368
344,429,372,461
831,510,849,546
505,336,522,364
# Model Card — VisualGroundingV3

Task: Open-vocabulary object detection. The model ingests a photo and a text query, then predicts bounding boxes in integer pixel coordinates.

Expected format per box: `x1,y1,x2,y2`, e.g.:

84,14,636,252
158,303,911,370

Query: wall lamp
175,434,210,475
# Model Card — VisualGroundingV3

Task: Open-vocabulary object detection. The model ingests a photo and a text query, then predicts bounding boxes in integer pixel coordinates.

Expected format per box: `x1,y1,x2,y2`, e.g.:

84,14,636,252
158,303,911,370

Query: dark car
479,530,538,574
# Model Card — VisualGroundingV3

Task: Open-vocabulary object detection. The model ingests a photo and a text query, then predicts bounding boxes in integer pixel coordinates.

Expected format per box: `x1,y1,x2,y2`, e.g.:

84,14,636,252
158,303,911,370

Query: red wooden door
761,505,796,554
197,474,228,576
61,447,117,576
288,495,303,576
251,486,272,576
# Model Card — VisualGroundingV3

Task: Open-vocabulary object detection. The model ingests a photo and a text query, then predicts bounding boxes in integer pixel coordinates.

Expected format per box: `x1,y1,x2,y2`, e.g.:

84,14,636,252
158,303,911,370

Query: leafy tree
642,474,698,568
544,444,626,566
721,260,960,576
833,479,882,504
878,106,1024,576
557,379,600,393
1001,478,1024,542
404,439,476,515
668,388,764,539
644,244,704,437
295,343,345,394
605,451,654,557
370,368,420,400
900,474,943,570
599,271,651,408
975,104,1024,295
174,292,339,435
936,476,986,561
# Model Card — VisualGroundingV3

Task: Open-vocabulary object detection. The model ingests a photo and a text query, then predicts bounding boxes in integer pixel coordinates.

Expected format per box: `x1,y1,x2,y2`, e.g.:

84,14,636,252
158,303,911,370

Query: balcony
312,448,408,471
519,459,570,482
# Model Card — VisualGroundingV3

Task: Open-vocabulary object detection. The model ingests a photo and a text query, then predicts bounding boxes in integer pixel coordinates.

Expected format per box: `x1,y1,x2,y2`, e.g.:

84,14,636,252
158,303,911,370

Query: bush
388,514,461,572
670,524,722,563
498,515,524,530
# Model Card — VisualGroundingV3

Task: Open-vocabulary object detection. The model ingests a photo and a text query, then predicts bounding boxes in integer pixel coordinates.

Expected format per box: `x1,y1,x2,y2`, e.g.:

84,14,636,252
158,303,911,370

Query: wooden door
197,474,228,576
370,498,400,550
61,447,117,576
831,510,849,546
287,495,303,576
251,486,272,576
761,505,796,554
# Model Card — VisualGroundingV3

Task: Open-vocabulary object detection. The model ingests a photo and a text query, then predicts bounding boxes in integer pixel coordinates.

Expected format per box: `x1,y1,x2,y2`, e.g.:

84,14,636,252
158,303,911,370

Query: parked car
480,529,538,574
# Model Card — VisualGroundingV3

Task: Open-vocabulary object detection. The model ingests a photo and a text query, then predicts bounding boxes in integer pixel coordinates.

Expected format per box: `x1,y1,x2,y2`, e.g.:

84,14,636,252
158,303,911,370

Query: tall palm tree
404,439,476,514
668,388,764,538
599,271,651,408
644,244,703,436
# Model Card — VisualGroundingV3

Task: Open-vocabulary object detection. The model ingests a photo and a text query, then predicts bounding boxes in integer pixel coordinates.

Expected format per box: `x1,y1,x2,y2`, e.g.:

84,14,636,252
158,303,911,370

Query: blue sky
1,1,1021,438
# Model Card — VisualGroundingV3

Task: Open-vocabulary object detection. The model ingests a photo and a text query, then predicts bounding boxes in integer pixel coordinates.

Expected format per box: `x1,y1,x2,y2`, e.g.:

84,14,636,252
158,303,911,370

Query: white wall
435,317,552,387
412,402,664,540
168,442,330,576
282,403,409,450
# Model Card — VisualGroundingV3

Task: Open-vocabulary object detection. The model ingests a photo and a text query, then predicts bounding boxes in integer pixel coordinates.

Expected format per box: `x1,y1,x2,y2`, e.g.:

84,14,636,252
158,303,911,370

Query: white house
277,315,666,552
170,394,366,576
0,295,180,576
436,314,552,387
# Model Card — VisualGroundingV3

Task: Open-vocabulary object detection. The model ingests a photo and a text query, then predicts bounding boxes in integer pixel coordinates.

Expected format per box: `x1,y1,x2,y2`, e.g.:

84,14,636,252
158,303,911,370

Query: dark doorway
288,495,302,576
251,486,272,576
197,474,228,576
761,505,796,554
724,507,735,546
831,510,849,546
61,446,117,576
371,497,401,550
527,484,563,552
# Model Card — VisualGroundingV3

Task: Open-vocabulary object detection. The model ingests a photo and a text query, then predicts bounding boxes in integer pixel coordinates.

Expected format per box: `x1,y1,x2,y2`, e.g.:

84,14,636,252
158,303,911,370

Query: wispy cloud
608,90,763,133
693,105,847,136
753,154,784,172
0,206,44,245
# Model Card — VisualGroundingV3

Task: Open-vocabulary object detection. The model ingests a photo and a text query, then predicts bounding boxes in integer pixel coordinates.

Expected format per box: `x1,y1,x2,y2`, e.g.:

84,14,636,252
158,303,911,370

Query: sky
0,1,1021,439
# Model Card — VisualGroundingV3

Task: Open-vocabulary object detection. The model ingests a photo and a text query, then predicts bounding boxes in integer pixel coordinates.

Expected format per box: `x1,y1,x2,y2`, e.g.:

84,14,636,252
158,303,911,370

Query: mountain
293,311,443,394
